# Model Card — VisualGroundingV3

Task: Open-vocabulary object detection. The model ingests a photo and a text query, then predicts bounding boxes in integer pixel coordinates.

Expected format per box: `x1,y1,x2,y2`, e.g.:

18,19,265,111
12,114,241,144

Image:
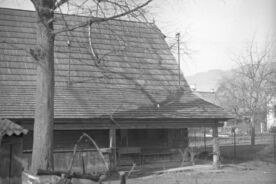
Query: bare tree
26,0,152,173
216,38,275,146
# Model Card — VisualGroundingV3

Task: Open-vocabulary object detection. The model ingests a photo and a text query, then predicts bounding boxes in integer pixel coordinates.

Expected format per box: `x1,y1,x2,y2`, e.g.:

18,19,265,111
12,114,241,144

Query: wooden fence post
119,171,127,184
269,127,276,161
212,126,220,169
204,128,206,151
109,128,117,171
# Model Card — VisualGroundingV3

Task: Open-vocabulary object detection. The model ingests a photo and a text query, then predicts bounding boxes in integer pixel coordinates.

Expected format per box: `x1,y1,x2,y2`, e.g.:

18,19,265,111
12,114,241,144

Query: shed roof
0,118,28,137
0,8,233,120
194,91,220,106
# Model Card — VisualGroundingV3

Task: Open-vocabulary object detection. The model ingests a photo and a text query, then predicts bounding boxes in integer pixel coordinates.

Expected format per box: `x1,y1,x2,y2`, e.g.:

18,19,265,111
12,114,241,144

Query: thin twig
127,162,136,178
88,23,100,65
53,0,153,34
54,0,69,10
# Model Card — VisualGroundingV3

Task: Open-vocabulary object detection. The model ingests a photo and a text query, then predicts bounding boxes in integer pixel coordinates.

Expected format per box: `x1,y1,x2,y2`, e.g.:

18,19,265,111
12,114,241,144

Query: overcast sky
0,0,275,76
150,0,275,76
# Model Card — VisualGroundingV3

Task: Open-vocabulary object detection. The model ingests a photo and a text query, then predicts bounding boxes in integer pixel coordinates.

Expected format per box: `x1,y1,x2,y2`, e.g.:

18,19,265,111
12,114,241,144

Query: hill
185,62,276,92
185,69,230,91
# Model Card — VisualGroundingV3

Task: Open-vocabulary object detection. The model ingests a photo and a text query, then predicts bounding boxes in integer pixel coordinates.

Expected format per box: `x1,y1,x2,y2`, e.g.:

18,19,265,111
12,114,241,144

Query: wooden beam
109,128,117,171
212,126,220,169
19,118,225,130
204,128,207,151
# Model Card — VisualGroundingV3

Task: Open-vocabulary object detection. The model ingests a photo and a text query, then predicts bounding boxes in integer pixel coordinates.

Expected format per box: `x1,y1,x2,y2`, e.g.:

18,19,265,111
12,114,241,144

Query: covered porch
107,120,222,170
19,118,224,172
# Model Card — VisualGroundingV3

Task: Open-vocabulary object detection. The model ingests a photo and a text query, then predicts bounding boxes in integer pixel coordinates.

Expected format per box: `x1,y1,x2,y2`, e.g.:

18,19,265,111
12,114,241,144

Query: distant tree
23,0,153,173
216,38,276,146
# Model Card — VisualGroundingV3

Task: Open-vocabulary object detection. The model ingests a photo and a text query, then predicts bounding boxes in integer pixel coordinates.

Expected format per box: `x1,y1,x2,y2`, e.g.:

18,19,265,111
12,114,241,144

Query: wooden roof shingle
0,118,28,137
0,8,233,120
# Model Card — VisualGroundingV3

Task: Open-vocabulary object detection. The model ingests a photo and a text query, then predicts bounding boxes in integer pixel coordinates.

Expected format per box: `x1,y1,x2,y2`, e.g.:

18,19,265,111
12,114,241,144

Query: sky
0,0,275,76
150,0,275,76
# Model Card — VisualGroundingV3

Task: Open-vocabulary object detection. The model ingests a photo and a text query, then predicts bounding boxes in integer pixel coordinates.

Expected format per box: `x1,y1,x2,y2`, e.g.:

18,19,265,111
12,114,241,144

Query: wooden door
0,137,23,184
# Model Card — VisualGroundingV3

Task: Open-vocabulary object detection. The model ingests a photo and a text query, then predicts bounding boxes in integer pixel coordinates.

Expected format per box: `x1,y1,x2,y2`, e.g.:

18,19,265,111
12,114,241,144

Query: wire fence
188,127,274,148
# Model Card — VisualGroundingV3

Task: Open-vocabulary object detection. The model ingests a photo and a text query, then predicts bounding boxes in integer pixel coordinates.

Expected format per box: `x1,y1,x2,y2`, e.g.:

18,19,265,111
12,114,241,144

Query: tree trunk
31,1,55,173
250,115,256,146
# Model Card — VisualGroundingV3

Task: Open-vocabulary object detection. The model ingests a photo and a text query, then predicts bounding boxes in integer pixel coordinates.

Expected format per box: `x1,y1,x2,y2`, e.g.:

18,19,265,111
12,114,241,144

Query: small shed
0,118,28,184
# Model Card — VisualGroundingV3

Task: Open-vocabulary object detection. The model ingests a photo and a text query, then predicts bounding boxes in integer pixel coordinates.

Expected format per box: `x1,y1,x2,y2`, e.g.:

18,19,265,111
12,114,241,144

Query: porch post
109,128,117,171
212,125,220,169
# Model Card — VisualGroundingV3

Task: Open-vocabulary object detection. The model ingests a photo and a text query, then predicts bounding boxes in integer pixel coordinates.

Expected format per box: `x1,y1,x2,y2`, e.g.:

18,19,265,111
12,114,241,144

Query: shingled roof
0,8,233,120
194,91,220,107
0,118,28,137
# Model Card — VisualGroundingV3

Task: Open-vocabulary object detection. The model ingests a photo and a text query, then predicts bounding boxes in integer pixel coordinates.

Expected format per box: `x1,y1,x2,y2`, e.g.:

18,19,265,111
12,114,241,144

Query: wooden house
0,8,233,171
0,118,28,184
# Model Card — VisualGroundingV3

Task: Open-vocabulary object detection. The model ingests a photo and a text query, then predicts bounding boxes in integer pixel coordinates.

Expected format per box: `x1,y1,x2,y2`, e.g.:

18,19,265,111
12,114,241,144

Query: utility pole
176,33,180,86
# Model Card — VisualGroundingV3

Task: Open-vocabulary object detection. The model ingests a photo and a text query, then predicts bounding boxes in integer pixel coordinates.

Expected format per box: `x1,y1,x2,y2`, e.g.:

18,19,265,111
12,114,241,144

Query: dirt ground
24,159,276,184
22,142,276,184
107,143,276,184
108,160,276,184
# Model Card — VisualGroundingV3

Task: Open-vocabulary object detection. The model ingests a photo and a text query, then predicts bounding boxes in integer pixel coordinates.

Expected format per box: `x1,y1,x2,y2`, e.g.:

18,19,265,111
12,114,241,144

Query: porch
20,118,222,173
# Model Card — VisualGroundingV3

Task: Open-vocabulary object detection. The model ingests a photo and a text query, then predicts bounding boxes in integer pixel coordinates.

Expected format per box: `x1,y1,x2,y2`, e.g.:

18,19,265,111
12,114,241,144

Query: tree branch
30,0,53,31
54,0,69,10
88,24,100,65
53,0,153,34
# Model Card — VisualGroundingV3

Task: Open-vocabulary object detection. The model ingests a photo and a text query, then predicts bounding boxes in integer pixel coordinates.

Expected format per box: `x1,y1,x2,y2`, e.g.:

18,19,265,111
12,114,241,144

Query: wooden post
204,128,206,151
250,115,256,146
119,171,127,184
109,128,117,171
273,133,276,161
9,144,12,184
233,128,236,159
212,126,220,169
